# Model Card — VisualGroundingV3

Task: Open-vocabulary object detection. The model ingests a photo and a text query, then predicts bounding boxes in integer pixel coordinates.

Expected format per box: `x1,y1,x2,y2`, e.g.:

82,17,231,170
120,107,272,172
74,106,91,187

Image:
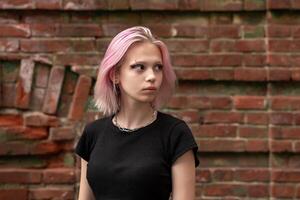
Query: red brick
63,0,108,10
235,169,270,182
175,69,210,80
57,24,102,37
269,39,291,52
196,125,237,138
210,69,234,81
196,169,211,183
108,0,130,10
30,187,74,200
130,0,177,10
248,184,269,197
43,168,75,183
15,59,34,109
208,25,240,38
0,114,23,127
202,0,243,11
0,169,41,183
268,25,292,37
244,0,266,10
272,184,295,198
271,141,293,152
234,96,266,110
72,39,96,52
54,53,101,66
269,54,291,67
234,68,267,81
1,126,48,140
34,0,62,9
213,169,234,181
2,83,16,107
239,126,268,138
204,184,247,197
20,39,72,53
243,54,267,66
0,24,30,37
292,69,300,80
165,39,208,53
177,0,201,10
30,88,46,110
199,139,245,152
210,40,237,52
24,112,60,127
271,96,300,110
42,66,65,114
0,0,34,9
173,24,207,38
294,26,300,38
172,110,199,123
50,127,75,141
34,63,50,88
0,39,19,52
204,111,243,123
268,0,291,9
271,127,300,139
0,188,27,200
270,112,294,125
236,40,266,52
30,141,61,155
30,24,57,37
268,68,291,81
245,140,269,152
68,75,92,120
291,55,300,67
0,141,30,155
273,170,300,182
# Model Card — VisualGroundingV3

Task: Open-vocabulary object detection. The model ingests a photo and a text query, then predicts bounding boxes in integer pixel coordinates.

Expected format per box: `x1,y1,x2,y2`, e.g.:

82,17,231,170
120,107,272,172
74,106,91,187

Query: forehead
123,41,162,63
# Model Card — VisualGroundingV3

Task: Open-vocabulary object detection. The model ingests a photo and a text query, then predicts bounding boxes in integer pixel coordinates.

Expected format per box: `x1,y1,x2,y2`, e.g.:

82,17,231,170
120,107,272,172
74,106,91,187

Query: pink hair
94,26,177,116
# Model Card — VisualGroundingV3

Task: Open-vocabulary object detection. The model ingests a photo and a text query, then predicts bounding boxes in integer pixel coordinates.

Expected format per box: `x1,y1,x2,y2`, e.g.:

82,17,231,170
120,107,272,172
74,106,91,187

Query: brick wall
0,0,300,199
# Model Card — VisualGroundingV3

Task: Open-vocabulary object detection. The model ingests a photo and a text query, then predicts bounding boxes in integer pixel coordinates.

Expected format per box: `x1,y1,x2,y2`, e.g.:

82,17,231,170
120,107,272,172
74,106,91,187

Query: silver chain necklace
113,110,157,133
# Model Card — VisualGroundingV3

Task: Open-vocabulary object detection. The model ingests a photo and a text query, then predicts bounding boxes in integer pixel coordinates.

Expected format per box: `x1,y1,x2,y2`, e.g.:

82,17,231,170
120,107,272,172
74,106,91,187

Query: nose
145,69,156,82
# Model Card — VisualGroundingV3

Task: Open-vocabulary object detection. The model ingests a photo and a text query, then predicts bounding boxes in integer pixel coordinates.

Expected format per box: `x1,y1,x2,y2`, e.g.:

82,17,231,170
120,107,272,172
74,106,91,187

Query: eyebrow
131,60,163,65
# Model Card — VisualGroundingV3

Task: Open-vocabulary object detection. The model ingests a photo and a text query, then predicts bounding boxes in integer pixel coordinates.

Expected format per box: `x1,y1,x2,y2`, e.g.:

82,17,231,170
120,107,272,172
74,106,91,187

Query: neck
114,99,156,130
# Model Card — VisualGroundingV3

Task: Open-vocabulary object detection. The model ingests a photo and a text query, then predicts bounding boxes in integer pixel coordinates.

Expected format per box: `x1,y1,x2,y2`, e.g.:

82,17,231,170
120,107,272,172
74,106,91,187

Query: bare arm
171,150,196,200
78,159,95,200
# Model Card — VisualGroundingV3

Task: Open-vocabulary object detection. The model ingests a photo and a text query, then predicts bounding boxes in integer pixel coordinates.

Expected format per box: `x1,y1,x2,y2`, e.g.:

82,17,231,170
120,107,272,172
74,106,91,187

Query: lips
143,86,157,90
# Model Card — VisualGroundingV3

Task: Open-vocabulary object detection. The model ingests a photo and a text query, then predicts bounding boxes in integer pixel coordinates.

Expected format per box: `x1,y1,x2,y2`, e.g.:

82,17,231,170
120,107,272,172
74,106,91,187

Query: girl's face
116,41,163,105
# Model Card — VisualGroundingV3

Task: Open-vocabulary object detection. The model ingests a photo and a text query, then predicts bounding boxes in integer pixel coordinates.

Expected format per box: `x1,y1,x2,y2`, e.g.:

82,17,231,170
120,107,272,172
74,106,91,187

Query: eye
154,64,163,71
130,64,144,71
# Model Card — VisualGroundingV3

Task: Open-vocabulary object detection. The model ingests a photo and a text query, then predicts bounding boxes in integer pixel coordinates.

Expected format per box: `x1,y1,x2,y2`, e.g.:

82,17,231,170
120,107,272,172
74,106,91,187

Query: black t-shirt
75,111,199,200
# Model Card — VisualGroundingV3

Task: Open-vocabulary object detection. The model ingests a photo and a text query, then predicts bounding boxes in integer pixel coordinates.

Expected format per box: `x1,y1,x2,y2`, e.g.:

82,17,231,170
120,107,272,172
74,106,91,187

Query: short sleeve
75,125,93,162
169,122,200,167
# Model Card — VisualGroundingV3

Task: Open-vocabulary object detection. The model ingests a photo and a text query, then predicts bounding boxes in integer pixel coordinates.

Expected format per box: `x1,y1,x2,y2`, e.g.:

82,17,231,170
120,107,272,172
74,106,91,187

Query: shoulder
158,111,187,131
83,115,111,135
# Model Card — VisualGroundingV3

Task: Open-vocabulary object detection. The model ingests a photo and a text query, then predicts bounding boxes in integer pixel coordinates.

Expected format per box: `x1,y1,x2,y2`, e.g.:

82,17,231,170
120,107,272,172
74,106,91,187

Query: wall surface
0,0,300,199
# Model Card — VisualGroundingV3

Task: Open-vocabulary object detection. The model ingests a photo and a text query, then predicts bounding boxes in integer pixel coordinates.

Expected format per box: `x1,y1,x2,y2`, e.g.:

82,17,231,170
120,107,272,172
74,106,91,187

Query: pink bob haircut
94,26,177,116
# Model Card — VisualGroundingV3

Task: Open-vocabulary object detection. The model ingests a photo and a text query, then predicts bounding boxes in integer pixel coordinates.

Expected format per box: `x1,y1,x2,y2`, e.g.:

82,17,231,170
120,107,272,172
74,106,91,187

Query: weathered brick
0,114,23,127
208,25,240,39
268,0,291,9
24,112,60,127
199,139,245,152
57,24,103,37
195,125,236,138
0,39,19,52
202,0,243,11
0,168,41,183
235,169,270,182
43,168,75,183
268,68,291,81
272,184,295,198
0,188,27,200
15,59,34,109
34,0,62,9
50,127,75,141
234,96,266,110
244,0,266,10
30,141,61,155
42,66,65,114
20,39,72,53
30,187,74,200
234,68,267,81
130,0,177,10
68,75,92,120
268,25,292,37
175,69,210,80
0,24,30,37
239,126,268,138
177,0,201,10
204,111,244,123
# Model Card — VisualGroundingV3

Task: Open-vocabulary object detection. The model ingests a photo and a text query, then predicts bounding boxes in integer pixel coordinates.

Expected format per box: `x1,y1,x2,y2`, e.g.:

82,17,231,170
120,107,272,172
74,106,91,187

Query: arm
78,158,95,200
171,150,196,200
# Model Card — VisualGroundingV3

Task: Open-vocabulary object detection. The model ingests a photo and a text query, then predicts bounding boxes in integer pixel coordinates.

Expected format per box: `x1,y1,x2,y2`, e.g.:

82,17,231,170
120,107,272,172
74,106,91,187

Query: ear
109,69,119,84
